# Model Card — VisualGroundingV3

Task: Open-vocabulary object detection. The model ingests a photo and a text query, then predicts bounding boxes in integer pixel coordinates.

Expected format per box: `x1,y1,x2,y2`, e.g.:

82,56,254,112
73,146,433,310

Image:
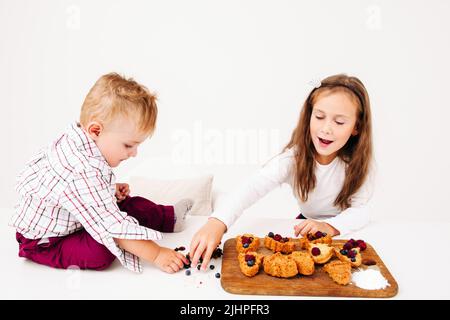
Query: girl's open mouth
318,137,333,147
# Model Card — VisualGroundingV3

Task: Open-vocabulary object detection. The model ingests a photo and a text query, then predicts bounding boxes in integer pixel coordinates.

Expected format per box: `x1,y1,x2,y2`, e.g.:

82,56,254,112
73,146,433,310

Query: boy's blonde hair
80,73,158,134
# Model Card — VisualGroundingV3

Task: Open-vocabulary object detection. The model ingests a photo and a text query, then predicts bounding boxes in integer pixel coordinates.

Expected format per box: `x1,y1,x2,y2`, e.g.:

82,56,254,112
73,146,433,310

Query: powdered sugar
351,268,390,290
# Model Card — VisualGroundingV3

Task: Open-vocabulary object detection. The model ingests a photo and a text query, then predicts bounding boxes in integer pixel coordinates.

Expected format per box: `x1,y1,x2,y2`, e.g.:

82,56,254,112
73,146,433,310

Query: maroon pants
16,196,175,271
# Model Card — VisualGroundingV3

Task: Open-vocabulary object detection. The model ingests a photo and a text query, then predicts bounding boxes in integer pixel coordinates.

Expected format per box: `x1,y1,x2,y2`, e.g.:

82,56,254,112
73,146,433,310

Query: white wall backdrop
1,0,449,222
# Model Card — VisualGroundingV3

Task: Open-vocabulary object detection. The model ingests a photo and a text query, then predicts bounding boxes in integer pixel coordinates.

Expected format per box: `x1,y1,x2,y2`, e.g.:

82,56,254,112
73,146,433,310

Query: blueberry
340,249,348,256
243,243,249,248
351,257,356,262
215,273,221,278
183,263,191,269
197,264,201,270
247,260,255,267
185,270,191,276
209,265,215,270
268,232,274,238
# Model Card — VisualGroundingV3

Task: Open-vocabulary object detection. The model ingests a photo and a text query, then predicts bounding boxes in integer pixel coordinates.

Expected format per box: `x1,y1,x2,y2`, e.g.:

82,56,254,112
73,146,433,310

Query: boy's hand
115,183,130,202
190,217,227,271
294,219,340,237
154,247,189,274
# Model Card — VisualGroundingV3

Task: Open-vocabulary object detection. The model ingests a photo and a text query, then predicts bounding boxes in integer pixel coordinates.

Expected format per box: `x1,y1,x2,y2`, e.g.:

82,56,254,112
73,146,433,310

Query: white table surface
1,207,449,300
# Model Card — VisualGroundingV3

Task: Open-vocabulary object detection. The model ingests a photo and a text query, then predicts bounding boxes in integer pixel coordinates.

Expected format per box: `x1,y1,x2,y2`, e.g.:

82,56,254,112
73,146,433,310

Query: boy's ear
86,121,103,141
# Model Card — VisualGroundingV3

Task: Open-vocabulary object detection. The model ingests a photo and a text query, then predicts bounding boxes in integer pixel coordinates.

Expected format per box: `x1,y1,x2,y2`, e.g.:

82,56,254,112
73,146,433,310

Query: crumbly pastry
334,238,366,268
290,251,315,275
236,234,260,253
323,260,352,285
238,251,264,277
307,243,334,264
263,252,298,278
334,247,362,268
264,234,296,254
299,231,333,250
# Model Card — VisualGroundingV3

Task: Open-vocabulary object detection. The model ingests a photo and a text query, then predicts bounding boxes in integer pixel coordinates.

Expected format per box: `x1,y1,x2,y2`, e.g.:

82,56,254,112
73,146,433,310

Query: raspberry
343,242,353,250
241,236,250,244
274,234,282,241
245,254,255,262
347,250,357,258
357,241,367,251
311,247,321,256
307,234,315,241
283,237,289,243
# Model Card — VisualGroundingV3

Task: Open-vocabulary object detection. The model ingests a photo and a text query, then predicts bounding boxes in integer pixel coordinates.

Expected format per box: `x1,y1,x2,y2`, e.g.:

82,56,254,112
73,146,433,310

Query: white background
1,0,449,223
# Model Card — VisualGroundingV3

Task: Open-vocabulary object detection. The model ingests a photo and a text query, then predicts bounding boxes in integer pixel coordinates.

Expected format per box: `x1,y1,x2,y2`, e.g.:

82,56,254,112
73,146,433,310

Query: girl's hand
294,219,340,237
189,217,227,271
154,247,189,274
115,183,130,202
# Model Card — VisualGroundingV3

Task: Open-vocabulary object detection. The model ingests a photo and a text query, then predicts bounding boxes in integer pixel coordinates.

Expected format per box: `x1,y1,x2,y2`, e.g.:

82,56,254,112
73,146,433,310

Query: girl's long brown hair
284,74,373,210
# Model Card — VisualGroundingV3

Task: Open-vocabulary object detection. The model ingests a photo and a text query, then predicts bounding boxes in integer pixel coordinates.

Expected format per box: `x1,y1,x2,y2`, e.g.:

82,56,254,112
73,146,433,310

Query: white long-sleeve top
211,148,374,236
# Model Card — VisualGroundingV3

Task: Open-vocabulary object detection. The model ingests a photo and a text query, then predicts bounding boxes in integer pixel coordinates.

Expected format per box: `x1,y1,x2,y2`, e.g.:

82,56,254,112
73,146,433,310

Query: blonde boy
10,73,190,273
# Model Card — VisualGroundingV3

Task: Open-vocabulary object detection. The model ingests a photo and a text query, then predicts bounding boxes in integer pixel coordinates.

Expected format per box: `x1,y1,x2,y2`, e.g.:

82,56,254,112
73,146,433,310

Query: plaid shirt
10,122,162,273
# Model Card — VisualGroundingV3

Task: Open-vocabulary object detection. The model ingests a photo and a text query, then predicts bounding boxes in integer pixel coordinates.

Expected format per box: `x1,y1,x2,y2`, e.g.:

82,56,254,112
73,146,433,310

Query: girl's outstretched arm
190,150,294,270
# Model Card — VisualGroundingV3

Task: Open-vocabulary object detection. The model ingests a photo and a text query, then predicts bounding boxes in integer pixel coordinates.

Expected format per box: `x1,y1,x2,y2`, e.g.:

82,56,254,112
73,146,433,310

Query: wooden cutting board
221,238,398,298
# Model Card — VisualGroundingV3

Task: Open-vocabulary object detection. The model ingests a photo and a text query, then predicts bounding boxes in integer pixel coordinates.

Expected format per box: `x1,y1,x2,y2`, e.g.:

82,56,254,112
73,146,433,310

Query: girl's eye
335,121,345,125
315,115,324,120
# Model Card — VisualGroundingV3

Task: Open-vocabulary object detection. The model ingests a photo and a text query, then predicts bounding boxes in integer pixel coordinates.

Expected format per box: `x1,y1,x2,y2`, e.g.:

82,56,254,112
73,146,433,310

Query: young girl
190,74,374,270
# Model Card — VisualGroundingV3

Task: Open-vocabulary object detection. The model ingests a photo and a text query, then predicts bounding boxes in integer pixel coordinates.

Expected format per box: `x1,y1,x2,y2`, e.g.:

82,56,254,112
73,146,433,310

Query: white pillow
129,175,214,216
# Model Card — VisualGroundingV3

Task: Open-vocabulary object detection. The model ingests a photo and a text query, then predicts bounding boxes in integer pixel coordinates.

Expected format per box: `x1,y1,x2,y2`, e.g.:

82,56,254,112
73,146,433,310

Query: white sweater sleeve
210,150,294,229
323,166,376,236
